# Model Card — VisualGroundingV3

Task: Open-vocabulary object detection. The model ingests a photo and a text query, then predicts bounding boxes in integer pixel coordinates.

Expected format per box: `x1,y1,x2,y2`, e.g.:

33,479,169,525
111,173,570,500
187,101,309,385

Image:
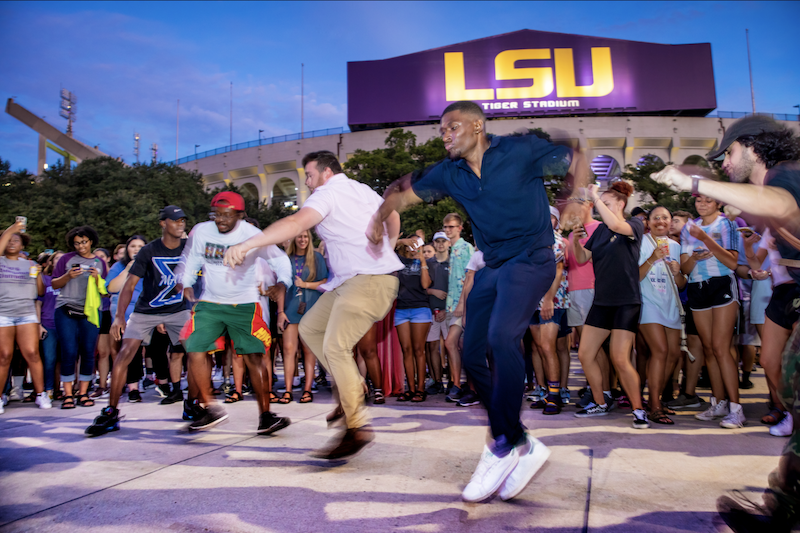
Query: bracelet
421,265,429,269
278,310,285,314
691,177,701,197
646,259,654,266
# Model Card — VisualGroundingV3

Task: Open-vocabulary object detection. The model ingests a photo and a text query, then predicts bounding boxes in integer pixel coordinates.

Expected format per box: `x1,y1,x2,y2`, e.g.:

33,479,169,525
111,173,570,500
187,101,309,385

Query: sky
1,1,798,171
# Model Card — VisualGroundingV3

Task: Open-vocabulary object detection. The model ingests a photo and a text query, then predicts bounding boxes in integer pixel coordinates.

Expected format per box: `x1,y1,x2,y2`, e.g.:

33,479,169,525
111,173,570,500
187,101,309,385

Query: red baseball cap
211,191,245,211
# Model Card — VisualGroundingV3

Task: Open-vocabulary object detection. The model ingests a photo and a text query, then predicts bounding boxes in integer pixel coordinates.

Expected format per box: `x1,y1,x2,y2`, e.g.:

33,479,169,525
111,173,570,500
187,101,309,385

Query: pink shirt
303,173,403,291
566,219,601,291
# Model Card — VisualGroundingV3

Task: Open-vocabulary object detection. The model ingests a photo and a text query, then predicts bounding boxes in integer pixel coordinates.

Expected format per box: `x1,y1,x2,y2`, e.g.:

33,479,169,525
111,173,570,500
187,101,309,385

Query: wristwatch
691,177,701,197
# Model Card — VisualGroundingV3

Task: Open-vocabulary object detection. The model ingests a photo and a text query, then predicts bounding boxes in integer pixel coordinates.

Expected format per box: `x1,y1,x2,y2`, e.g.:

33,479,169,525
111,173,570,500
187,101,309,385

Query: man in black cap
86,206,193,436
652,115,800,531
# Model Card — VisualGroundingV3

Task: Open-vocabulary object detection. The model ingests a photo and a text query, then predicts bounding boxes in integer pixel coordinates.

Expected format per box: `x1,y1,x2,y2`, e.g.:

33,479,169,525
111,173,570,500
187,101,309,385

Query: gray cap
707,115,784,161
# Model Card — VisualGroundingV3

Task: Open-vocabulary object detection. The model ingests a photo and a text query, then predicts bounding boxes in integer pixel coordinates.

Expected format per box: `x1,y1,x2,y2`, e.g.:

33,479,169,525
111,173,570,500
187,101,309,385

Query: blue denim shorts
0,314,39,327
530,308,566,326
395,307,433,325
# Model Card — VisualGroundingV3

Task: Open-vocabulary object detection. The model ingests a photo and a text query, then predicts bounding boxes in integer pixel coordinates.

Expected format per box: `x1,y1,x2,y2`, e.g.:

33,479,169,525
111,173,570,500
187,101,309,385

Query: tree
0,156,212,254
623,154,697,216
342,129,473,242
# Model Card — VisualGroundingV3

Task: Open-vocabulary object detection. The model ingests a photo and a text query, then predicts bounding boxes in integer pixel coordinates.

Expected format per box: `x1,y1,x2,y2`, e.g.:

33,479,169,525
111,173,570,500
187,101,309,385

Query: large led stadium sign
347,30,716,130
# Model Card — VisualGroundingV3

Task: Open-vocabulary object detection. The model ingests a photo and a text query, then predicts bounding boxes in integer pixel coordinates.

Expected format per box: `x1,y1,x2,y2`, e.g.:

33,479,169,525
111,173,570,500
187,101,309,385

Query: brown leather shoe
311,426,374,460
326,404,345,427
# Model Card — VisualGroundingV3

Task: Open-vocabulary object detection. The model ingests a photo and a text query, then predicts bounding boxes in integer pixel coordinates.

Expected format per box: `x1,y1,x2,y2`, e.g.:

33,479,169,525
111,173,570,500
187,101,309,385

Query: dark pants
54,306,99,382
40,326,59,391
463,246,555,452
148,331,172,382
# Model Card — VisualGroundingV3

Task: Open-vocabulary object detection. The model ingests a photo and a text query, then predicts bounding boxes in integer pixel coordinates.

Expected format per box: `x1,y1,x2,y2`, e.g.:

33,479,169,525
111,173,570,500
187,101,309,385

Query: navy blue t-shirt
584,217,645,306
129,238,188,314
411,134,571,268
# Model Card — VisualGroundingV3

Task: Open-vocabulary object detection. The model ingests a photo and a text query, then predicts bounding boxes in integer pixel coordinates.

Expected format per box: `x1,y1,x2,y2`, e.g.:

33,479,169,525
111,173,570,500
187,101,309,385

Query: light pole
259,129,264,145
794,105,799,118
194,144,200,157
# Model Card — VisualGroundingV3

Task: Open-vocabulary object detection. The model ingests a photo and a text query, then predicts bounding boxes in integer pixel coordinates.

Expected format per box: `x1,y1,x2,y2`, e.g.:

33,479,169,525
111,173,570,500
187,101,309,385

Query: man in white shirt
225,151,403,460
177,192,293,435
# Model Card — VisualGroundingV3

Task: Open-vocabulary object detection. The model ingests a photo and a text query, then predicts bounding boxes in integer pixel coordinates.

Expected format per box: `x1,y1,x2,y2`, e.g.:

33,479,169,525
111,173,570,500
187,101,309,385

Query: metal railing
709,111,799,122
170,127,350,165
168,111,799,165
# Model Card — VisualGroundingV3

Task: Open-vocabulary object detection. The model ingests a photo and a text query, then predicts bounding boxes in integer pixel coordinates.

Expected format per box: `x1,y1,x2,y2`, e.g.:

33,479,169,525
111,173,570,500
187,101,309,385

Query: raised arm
224,207,323,267
0,221,25,255
588,184,633,236
367,173,423,244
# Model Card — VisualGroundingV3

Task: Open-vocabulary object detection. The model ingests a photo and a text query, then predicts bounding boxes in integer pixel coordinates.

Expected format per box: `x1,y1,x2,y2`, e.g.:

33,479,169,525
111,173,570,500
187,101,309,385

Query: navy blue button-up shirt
412,134,571,268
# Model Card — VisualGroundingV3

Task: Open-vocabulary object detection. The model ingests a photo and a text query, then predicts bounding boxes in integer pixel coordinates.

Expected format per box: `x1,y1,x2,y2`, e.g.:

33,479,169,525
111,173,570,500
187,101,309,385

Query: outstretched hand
651,165,693,192
366,212,384,245
223,244,247,267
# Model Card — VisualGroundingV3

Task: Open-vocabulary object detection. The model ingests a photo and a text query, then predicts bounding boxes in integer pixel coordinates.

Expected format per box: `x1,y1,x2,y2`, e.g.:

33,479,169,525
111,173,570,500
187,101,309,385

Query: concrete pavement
0,359,785,533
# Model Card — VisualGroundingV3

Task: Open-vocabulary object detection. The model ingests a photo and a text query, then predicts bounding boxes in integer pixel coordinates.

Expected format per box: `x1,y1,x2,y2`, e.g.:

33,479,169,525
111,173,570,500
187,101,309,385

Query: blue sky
1,1,798,171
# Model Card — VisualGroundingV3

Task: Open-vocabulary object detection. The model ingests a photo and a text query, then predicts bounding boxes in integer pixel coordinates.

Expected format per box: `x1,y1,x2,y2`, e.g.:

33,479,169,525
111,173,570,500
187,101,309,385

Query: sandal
299,391,313,403
278,392,293,404
373,389,385,405
76,394,95,407
224,391,243,403
411,391,426,403
23,393,36,403
269,391,280,404
762,407,785,425
61,395,76,409
649,408,674,425
396,391,413,402
326,404,344,426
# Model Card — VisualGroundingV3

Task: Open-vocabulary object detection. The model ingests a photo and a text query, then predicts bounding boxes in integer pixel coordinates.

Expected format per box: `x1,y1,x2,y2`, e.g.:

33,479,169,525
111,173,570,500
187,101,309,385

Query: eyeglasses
74,239,91,246
443,225,460,229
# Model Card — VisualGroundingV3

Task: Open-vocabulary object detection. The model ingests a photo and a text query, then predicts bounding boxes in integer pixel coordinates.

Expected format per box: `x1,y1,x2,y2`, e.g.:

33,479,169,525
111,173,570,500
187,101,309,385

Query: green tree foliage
622,154,697,216
0,156,212,254
343,128,473,241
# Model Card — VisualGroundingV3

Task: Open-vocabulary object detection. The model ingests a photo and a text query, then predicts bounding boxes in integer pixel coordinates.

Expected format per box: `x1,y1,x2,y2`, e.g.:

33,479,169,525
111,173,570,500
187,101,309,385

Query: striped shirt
680,215,740,283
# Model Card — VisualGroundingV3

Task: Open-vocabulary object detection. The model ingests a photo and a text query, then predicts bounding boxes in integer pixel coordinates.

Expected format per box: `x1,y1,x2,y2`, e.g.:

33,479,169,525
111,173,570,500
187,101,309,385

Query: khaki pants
298,274,399,429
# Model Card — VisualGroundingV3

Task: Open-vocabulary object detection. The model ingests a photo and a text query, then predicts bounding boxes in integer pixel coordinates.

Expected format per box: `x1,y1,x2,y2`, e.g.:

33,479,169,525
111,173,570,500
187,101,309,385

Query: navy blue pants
55,306,99,382
462,246,555,450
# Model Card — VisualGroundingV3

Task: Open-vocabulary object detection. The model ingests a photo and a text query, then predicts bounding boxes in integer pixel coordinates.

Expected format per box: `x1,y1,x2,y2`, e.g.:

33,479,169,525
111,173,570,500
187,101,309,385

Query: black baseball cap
159,205,187,220
707,115,784,161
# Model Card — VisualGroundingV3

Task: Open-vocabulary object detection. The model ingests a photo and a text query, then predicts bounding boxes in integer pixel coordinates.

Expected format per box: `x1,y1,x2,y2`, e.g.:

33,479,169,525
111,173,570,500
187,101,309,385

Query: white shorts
0,314,38,327
427,314,449,342
566,289,594,327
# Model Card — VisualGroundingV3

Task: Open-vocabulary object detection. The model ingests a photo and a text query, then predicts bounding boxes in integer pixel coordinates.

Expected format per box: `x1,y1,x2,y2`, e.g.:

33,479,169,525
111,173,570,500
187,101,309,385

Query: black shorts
684,303,698,336
766,283,800,331
557,310,572,339
99,310,112,334
585,303,641,333
688,275,739,312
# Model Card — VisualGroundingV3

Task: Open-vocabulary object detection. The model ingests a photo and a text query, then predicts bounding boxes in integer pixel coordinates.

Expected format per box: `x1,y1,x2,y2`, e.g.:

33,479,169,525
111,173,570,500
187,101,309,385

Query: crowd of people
1,106,799,528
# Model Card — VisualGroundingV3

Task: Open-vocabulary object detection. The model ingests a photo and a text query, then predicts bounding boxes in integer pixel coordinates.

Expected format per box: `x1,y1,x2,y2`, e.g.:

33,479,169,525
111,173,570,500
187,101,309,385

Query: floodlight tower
134,132,140,163
151,143,158,164
59,89,77,137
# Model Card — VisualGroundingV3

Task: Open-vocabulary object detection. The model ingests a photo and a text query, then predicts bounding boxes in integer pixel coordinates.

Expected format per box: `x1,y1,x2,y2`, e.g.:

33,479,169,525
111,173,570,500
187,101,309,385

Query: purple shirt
37,274,59,329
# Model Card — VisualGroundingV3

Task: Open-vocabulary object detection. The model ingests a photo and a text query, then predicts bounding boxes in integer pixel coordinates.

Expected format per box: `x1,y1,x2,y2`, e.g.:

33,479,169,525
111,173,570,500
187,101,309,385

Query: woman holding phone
52,226,108,408
572,182,649,429
679,195,743,428
638,207,687,424
0,220,50,413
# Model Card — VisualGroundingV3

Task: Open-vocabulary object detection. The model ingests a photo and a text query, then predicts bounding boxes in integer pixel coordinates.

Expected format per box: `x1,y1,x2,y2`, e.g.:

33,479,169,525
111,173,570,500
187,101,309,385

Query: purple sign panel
347,30,716,128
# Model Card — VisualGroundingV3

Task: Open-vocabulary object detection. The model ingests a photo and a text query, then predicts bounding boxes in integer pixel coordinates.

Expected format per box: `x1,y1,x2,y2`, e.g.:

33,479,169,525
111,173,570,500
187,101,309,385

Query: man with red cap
176,191,293,434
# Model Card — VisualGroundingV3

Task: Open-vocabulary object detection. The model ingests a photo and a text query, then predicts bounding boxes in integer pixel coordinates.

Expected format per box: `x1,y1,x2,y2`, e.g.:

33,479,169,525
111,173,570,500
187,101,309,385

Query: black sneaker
85,406,121,437
257,411,291,435
128,389,142,403
142,377,155,390
445,386,464,403
456,391,480,407
160,387,184,405
188,404,228,431
182,399,203,421
574,403,610,418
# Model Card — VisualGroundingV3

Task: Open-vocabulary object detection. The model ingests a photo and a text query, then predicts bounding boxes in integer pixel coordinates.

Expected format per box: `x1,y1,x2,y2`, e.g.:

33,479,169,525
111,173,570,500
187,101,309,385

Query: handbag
645,234,695,362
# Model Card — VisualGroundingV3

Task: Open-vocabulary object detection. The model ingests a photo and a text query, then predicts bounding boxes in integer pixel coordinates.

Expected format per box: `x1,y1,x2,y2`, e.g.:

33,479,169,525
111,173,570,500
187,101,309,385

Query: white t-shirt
638,235,681,329
180,220,291,305
763,228,793,286
302,173,403,291
466,250,485,272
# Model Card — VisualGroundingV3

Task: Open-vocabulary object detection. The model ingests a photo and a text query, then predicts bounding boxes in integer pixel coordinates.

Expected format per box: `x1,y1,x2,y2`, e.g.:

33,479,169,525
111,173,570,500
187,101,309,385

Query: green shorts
181,301,271,355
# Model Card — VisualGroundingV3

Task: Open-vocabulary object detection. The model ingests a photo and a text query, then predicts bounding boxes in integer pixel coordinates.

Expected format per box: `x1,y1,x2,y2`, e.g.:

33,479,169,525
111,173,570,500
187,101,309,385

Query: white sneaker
498,433,551,501
462,445,519,502
632,409,651,429
720,402,746,429
35,392,52,410
695,398,729,421
1,394,8,406
770,412,792,437
8,387,22,402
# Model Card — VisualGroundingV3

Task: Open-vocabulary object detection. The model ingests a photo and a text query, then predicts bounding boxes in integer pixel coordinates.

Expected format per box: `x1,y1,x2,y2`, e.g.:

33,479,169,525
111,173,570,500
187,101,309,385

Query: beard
727,153,755,183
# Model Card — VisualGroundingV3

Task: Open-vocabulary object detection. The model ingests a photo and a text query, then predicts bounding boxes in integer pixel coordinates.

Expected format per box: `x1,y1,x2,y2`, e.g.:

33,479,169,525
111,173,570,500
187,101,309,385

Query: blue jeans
463,246,555,452
40,326,59,391
54,306,99,382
